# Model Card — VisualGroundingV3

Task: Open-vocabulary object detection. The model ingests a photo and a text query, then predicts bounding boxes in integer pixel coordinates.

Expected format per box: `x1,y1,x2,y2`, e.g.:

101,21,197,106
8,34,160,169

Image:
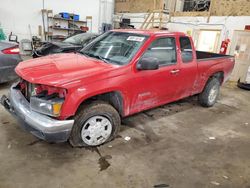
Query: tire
69,101,121,147
237,80,250,91
198,78,220,107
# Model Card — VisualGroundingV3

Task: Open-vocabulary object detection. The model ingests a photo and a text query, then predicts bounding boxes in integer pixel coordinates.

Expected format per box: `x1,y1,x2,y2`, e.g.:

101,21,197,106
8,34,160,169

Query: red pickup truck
1,30,235,147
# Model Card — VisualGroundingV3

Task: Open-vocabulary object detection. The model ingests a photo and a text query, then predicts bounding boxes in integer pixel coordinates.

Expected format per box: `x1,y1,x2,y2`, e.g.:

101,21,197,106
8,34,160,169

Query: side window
180,37,193,63
142,37,177,66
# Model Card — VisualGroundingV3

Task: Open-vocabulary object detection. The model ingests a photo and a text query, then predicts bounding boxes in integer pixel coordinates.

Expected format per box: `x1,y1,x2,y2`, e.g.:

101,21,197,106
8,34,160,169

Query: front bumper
0,85,74,142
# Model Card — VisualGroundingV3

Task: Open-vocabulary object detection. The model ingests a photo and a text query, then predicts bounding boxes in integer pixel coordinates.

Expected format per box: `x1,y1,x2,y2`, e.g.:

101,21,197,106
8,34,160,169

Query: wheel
198,78,220,107
69,101,121,147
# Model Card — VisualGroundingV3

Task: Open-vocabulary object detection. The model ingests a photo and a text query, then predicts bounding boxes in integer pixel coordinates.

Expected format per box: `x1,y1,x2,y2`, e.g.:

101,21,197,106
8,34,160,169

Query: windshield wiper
80,51,90,57
96,55,110,64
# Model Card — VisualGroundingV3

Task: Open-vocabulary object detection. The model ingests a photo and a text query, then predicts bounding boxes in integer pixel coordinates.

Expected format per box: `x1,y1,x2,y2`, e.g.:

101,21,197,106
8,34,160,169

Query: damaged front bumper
0,84,74,143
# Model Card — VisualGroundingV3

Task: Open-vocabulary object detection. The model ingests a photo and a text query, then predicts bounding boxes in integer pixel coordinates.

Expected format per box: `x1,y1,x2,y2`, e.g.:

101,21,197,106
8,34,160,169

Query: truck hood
15,53,118,88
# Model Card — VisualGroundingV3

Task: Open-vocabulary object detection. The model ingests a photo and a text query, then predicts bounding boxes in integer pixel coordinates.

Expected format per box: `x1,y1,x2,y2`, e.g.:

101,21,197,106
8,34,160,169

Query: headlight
30,96,64,117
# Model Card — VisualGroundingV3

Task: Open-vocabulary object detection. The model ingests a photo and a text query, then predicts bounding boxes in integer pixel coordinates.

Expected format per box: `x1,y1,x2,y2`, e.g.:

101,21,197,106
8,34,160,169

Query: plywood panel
170,0,250,16
129,0,155,12
171,11,210,17
211,0,250,16
115,1,130,13
115,0,250,16
115,0,163,13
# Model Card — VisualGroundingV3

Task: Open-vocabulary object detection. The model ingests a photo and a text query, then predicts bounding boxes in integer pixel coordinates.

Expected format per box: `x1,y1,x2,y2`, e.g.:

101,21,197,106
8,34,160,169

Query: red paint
219,39,230,55
245,25,250,30
15,30,235,120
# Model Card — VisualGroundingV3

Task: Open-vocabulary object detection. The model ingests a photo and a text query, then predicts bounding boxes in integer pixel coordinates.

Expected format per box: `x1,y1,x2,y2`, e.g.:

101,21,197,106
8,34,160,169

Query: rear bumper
0,84,74,142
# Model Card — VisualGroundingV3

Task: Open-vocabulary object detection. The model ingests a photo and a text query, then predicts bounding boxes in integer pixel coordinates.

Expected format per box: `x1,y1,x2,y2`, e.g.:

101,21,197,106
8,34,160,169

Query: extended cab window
180,37,193,63
142,37,177,66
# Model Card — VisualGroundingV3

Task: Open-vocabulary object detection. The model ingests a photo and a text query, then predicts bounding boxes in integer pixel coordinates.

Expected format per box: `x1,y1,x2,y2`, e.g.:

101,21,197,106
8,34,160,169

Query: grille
19,80,35,101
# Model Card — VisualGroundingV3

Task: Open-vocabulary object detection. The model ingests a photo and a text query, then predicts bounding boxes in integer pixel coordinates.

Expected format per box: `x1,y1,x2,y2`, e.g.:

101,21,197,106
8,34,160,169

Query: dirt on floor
0,82,249,188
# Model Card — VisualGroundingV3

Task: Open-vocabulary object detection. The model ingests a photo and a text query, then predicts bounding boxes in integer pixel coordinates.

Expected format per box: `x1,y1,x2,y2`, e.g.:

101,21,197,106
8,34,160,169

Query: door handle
170,69,180,74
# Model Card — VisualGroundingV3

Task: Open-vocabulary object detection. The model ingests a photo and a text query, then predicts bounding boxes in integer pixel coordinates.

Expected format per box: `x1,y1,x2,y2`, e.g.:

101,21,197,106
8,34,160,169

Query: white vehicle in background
238,66,250,90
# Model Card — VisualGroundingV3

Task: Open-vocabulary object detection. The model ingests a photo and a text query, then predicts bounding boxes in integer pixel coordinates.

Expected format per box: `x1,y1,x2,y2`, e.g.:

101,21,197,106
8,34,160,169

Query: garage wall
115,13,250,54
168,16,250,54
0,0,114,41
168,16,250,40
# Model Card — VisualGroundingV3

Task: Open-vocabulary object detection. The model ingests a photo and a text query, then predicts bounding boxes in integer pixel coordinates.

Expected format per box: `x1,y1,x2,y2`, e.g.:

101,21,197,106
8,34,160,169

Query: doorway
193,29,221,53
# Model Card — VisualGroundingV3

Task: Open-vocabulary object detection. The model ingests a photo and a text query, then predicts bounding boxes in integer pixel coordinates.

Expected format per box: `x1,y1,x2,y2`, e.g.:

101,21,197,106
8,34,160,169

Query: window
180,37,193,63
142,37,177,66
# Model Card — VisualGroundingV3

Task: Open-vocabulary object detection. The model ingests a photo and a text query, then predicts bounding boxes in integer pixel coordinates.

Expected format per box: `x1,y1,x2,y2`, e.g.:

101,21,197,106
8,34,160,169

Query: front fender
60,81,130,119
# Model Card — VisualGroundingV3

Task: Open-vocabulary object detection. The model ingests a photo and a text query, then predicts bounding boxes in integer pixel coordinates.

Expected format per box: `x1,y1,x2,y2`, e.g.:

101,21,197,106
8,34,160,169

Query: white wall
0,0,114,41
115,13,250,53
114,13,147,29
167,16,250,41
167,16,250,53
117,14,250,39
100,0,114,26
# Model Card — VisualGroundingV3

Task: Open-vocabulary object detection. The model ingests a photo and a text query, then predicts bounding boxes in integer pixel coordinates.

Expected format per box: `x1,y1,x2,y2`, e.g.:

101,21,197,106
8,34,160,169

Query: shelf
48,16,87,24
51,27,83,32
45,12,89,42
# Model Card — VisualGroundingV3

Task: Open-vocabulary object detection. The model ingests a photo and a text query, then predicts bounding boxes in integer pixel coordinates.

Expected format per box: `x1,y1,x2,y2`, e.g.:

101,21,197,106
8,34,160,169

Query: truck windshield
80,31,148,65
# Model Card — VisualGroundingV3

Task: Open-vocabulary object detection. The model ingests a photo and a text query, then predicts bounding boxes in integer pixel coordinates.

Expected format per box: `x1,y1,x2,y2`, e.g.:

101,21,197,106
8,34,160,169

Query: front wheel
198,78,220,107
69,101,121,147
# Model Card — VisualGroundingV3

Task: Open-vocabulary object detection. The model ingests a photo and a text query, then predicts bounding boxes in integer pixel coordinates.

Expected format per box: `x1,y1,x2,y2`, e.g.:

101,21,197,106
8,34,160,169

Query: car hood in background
15,53,119,88
50,41,82,49
38,42,82,50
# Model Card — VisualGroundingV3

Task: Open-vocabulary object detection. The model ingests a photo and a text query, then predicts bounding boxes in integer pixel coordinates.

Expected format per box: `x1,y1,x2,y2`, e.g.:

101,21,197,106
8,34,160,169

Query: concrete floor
0,82,249,188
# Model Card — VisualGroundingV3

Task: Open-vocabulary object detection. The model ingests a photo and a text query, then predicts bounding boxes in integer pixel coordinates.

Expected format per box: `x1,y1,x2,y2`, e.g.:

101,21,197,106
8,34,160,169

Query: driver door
130,36,182,114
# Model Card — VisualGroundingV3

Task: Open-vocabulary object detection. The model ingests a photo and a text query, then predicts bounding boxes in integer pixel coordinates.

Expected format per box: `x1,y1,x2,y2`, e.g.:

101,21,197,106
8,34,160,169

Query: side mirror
9,33,18,43
137,57,159,70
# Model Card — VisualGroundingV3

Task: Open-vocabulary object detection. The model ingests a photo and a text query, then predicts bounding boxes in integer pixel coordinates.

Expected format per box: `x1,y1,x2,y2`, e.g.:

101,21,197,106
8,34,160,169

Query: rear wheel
198,78,220,107
69,101,121,147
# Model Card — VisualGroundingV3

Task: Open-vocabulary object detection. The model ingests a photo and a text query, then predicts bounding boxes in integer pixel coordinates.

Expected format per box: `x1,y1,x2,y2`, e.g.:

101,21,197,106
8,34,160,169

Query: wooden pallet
140,0,170,30
140,9,169,30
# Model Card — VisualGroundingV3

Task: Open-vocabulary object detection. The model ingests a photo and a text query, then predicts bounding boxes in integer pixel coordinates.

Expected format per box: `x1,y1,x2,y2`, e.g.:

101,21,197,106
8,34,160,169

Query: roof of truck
111,29,187,37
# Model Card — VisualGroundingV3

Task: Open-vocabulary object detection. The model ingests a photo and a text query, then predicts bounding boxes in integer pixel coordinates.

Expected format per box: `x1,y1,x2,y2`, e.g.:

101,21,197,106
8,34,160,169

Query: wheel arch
75,91,125,117
209,71,224,85
205,71,225,87
200,71,224,93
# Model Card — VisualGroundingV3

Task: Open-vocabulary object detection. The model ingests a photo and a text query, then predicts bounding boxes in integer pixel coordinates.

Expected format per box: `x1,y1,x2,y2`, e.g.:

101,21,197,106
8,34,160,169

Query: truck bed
196,51,232,61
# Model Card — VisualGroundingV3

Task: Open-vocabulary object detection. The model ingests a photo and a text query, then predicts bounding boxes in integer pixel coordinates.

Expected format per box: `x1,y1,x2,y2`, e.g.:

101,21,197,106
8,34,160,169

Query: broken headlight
30,96,64,117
